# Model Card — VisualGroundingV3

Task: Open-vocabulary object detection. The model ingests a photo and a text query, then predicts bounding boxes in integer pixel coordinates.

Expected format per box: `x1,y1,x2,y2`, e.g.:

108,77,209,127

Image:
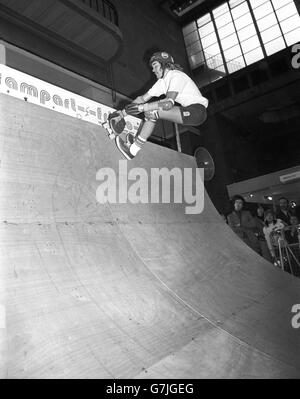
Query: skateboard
101,110,135,146
101,110,125,140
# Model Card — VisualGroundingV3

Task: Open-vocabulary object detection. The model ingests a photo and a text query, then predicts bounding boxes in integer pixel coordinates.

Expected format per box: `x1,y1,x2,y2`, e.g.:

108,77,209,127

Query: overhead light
264,195,273,201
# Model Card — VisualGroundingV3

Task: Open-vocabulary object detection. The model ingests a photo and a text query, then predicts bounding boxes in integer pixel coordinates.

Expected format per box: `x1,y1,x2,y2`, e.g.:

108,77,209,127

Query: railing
271,226,300,277
80,0,118,26
204,52,243,73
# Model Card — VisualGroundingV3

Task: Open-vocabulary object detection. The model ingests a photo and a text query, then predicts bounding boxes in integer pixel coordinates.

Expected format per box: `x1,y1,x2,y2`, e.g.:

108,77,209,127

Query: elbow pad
158,98,175,111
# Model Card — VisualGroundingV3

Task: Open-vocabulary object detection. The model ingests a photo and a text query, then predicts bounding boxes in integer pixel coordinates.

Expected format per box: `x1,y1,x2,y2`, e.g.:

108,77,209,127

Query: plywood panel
0,94,299,378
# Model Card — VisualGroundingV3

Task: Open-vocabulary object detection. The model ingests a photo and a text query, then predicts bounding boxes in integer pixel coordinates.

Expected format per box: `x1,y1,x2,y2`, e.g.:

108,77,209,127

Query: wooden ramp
0,94,300,379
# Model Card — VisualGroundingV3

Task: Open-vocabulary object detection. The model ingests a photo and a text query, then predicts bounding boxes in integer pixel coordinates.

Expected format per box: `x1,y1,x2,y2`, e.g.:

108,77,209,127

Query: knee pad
144,110,159,122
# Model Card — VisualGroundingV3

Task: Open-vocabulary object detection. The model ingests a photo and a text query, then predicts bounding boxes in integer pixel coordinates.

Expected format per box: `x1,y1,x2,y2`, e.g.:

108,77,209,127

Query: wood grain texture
0,94,300,378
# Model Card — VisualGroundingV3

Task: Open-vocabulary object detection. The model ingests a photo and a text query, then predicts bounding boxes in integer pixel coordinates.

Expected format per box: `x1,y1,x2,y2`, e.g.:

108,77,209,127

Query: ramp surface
0,94,300,379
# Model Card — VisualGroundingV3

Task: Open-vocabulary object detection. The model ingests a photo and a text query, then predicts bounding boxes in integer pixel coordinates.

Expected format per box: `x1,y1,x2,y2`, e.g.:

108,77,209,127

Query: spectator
276,197,294,225
284,215,300,245
253,204,272,262
263,209,286,264
256,204,265,221
227,195,260,254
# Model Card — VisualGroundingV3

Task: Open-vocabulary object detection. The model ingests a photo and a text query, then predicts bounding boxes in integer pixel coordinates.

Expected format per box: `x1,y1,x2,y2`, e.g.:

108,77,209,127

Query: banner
0,64,140,135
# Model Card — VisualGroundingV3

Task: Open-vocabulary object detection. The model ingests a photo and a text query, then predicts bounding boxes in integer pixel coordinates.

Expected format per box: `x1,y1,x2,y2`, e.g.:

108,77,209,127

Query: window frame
182,0,300,85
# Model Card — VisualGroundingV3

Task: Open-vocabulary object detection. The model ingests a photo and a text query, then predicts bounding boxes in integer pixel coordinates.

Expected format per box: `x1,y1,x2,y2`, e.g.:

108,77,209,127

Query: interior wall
0,0,189,100
200,112,260,214
112,0,190,97
0,14,109,86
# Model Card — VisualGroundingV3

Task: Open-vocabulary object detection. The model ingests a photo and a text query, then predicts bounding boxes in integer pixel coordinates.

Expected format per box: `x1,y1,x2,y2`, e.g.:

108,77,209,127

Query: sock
130,136,146,156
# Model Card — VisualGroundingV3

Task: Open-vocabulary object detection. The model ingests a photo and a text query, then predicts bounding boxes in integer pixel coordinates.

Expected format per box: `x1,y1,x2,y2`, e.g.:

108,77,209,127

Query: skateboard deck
102,110,136,146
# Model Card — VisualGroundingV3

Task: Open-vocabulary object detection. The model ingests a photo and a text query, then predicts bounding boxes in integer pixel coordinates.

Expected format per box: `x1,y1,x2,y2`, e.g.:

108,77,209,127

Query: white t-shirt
147,69,209,108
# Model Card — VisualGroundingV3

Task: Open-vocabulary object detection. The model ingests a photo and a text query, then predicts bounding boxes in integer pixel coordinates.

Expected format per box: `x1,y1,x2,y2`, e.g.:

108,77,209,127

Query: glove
125,103,144,116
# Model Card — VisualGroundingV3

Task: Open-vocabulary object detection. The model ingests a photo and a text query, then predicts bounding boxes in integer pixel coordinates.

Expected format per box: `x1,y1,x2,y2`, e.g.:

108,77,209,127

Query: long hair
264,209,277,226
165,62,184,71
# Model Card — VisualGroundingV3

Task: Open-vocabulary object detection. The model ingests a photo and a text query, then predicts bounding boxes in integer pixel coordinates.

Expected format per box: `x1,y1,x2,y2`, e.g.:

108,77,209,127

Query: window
260,24,282,43
280,14,300,34
183,0,300,85
249,0,270,9
276,2,298,21
241,35,261,53
198,21,215,37
224,45,243,62
284,26,300,45
221,33,240,50
206,54,224,70
204,42,222,57
213,3,229,18
252,1,273,20
237,23,257,41
257,0,300,50
190,52,206,68
234,12,254,30
243,47,264,64
184,30,199,46
218,22,236,39
230,0,246,7
256,12,278,30
187,42,202,58
201,32,219,48
264,36,286,55
197,13,211,27
215,12,233,29
227,56,245,72
182,21,197,36
271,0,294,10
231,2,249,19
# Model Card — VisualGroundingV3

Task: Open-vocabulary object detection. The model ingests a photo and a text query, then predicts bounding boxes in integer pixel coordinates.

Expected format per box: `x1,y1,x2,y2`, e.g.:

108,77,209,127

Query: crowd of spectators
223,195,300,275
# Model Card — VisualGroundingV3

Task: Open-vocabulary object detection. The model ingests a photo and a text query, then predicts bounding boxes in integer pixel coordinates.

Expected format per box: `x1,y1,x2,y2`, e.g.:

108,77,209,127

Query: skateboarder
109,51,209,160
